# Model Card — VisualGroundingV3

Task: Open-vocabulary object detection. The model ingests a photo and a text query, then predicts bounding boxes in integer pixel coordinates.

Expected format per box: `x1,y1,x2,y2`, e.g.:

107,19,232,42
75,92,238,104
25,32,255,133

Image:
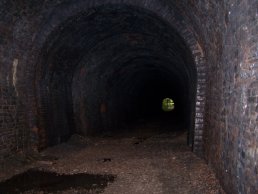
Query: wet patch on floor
0,169,116,194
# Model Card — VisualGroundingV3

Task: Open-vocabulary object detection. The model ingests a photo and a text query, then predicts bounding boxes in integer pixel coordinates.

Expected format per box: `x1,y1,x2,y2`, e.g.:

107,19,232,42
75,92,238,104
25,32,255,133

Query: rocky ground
0,120,225,194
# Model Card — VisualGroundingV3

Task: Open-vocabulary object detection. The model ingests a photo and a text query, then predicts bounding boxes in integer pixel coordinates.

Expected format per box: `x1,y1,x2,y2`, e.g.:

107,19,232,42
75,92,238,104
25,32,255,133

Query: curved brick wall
0,0,257,193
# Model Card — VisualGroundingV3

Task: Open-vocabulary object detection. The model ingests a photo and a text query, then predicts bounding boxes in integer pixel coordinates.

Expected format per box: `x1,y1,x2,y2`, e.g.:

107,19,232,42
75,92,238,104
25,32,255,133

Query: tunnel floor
0,119,224,194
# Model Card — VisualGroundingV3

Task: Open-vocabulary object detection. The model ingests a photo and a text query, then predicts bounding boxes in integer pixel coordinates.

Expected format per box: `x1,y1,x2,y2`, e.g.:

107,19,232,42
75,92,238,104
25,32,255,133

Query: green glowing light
162,98,174,112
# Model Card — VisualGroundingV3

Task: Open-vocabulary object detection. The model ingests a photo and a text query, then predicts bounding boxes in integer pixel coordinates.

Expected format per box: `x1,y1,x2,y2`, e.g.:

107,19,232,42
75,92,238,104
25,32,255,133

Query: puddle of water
0,169,115,193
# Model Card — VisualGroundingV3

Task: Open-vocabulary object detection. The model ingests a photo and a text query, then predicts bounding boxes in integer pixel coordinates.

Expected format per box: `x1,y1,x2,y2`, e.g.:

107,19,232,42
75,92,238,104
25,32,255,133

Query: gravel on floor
0,123,226,194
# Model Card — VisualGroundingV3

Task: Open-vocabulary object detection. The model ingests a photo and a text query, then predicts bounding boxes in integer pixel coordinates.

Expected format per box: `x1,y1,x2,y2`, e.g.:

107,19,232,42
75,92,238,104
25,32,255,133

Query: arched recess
24,1,206,154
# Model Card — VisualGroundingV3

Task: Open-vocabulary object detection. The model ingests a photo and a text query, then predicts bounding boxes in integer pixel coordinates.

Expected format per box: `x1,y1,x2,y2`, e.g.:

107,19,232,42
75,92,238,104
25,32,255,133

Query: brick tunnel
0,1,257,194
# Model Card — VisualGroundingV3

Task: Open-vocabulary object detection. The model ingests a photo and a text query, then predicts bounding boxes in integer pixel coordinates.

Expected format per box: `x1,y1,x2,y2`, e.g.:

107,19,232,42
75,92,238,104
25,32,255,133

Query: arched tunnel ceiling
34,4,198,144
39,5,195,80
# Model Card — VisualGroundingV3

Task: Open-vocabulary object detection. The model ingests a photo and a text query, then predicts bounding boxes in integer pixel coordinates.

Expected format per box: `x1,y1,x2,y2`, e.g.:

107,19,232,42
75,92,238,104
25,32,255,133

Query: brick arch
22,0,206,154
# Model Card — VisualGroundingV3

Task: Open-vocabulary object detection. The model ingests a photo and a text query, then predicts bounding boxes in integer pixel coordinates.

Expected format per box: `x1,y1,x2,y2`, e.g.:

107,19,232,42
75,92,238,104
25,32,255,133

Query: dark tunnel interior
35,5,197,148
